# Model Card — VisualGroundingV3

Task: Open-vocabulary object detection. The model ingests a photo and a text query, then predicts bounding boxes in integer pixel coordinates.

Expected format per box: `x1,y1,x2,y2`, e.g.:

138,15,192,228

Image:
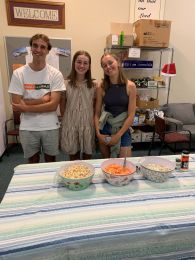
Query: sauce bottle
181,150,189,171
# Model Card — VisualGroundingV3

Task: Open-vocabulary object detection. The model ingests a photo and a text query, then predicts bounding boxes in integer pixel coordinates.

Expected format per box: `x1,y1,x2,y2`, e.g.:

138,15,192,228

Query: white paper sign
129,0,165,22
25,47,59,70
128,47,141,58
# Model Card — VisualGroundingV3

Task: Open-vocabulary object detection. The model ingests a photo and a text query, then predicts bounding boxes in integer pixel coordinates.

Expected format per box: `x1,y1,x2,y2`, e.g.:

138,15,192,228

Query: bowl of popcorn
58,161,95,190
101,158,136,186
140,157,175,183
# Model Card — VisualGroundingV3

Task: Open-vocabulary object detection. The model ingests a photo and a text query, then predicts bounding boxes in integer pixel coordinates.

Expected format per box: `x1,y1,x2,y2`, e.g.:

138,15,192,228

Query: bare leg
119,146,132,158
83,153,92,160
69,151,80,161
99,143,110,158
28,152,40,164
44,153,56,162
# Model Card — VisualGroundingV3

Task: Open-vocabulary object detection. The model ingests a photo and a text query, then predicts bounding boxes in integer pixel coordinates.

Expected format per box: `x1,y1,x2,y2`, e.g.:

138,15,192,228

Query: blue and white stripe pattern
1,155,195,259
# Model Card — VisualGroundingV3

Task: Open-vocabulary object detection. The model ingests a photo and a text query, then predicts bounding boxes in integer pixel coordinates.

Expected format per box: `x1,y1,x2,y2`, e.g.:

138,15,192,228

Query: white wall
0,0,195,120
164,0,195,102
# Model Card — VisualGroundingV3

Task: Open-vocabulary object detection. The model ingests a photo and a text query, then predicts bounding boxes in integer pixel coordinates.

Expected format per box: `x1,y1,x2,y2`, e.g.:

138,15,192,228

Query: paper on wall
25,47,59,70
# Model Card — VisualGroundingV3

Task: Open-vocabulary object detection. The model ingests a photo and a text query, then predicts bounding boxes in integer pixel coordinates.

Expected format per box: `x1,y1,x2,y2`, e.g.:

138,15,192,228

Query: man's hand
42,93,51,103
12,99,27,112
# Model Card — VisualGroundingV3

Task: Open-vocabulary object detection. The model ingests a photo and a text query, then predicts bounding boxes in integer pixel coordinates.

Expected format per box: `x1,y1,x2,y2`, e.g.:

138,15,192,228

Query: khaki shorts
19,129,59,158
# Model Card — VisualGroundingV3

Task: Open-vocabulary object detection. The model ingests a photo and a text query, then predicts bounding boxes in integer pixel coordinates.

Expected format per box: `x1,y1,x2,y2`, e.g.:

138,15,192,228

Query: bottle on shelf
119,31,124,47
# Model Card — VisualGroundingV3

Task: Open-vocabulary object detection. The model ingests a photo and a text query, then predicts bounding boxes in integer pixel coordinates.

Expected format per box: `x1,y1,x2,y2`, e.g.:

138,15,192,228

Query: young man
8,34,66,163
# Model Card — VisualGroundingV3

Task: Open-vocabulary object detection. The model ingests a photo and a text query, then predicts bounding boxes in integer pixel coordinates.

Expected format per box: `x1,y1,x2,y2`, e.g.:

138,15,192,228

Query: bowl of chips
140,156,175,183
101,158,136,186
58,161,95,190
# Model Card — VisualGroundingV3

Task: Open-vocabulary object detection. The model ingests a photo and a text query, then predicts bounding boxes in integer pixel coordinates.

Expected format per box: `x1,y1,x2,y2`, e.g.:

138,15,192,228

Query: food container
58,161,95,191
101,158,136,186
140,156,175,183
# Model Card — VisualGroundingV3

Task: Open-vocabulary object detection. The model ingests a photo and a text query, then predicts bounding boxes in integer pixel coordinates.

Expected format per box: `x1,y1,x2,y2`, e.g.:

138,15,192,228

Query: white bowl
58,161,95,190
101,158,136,186
140,157,175,183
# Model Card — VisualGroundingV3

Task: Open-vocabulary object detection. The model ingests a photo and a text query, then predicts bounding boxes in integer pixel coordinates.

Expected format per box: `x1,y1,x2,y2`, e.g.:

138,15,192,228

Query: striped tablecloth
1,155,195,259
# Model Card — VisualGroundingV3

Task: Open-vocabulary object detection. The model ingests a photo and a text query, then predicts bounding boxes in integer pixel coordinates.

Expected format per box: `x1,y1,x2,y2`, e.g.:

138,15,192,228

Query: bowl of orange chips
101,158,136,186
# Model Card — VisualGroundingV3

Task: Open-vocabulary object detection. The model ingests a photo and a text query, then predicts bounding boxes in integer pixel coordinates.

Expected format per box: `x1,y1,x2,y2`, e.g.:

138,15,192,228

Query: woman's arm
59,91,66,117
94,83,109,145
93,81,98,116
94,84,103,137
108,80,137,146
94,85,111,145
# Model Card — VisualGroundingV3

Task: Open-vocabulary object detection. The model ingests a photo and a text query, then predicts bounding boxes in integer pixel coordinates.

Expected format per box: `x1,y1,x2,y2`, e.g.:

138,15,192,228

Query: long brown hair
100,52,127,91
67,50,94,88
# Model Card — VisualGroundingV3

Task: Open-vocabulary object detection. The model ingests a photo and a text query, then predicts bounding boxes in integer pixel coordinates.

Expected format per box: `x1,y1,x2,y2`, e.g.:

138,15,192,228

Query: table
1,155,195,259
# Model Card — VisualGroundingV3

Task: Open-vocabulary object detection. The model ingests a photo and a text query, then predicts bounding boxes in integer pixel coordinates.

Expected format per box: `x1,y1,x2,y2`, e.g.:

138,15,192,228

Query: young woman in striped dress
60,50,97,160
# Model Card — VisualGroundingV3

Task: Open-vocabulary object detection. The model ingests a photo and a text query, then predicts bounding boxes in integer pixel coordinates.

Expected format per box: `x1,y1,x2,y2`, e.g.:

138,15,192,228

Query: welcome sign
6,0,65,29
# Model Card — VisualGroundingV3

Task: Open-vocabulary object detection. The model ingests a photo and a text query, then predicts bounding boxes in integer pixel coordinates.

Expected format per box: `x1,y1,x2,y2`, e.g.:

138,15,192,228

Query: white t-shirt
8,64,66,131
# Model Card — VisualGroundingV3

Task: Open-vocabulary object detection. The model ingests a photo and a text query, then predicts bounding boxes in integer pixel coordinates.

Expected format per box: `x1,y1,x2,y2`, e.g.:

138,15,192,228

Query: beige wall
164,0,195,102
0,0,130,118
0,0,195,119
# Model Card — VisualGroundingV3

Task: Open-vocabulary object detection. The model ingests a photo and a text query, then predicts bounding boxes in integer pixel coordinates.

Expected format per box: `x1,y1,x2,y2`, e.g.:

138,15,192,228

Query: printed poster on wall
129,0,165,22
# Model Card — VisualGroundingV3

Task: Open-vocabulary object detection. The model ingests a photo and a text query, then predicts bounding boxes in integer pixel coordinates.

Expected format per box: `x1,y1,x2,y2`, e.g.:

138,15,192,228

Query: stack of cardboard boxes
132,129,160,143
106,19,171,48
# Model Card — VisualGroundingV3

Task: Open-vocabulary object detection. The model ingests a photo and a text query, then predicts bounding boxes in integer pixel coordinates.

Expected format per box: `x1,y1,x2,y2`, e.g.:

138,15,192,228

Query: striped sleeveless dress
61,80,96,155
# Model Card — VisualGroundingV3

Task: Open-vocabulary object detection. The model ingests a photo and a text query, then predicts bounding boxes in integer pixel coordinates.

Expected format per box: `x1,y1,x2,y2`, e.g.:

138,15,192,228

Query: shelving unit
104,46,174,143
105,46,174,105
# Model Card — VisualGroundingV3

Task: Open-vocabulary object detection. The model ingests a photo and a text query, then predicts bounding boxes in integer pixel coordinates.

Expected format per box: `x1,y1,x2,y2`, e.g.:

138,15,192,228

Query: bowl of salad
101,158,136,186
140,156,175,183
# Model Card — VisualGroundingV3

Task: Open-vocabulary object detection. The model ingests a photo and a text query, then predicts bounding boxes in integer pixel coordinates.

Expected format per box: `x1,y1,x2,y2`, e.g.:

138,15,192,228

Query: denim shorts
100,123,132,147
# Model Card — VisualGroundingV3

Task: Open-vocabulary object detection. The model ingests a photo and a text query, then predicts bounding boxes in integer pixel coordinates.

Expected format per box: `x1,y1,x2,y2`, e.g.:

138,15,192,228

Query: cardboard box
134,19,171,48
145,119,155,126
132,130,142,143
106,22,134,48
106,34,134,48
111,22,133,35
136,97,159,109
147,80,158,88
141,131,153,142
141,131,160,142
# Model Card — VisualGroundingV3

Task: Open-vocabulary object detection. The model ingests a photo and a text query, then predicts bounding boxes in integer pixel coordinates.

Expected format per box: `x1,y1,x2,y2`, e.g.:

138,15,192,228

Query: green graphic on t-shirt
35,84,50,90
